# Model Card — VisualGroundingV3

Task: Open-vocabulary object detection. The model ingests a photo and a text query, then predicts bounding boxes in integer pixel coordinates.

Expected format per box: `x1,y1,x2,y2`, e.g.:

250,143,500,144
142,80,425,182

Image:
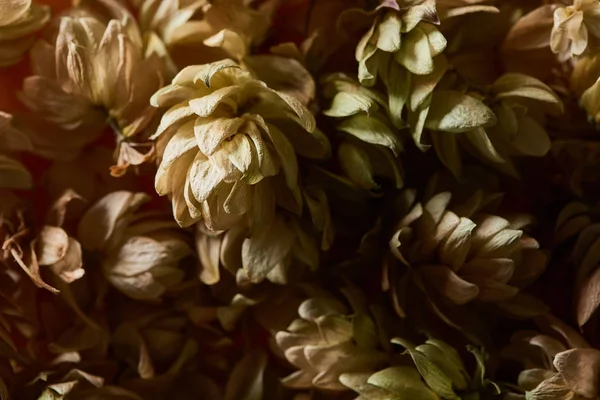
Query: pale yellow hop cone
0,0,50,67
150,59,329,229
78,191,192,300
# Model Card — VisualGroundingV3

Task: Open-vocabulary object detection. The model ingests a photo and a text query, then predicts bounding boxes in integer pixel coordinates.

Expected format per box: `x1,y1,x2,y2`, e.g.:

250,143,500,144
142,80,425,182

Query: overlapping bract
387,186,546,320
151,59,328,229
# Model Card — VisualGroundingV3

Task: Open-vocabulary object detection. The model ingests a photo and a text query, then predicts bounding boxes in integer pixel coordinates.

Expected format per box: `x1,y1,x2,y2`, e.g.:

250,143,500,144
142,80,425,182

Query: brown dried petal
553,349,600,398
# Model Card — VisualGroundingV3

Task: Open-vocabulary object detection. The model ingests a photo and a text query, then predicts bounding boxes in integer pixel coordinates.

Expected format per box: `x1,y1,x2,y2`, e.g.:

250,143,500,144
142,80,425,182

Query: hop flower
424,73,561,177
387,186,547,320
78,191,192,300
341,337,500,400
352,0,448,144
150,59,329,228
551,0,600,58
19,2,165,158
275,289,388,391
355,0,444,86
0,0,50,67
322,73,404,192
504,315,600,400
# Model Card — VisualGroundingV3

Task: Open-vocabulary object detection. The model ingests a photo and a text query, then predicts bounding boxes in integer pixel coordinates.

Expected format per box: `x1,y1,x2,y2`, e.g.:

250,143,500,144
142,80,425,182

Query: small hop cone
275,293,388,391
78,191,192,301
504,315,600,400
388,187,547,319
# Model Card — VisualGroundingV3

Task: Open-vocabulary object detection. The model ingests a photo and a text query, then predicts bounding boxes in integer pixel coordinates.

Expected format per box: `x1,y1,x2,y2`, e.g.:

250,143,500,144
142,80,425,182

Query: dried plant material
132,0,269,58
322,73,404,192
556,202,600,327
387,186,546,322
571,53,600,97
581,75,600,127
19,1,165,162
504,315,600,400
3,0,600,398
425,73,561,178
0,0,50,67
150,59,329,229
503,5,555,53
342,337,500,399
112,306,201,381
78,191,192,300
355,0,443,85
436,0,499,20
223,350,267,400
275,288,388,391
551,0,600,58
196,207,321,286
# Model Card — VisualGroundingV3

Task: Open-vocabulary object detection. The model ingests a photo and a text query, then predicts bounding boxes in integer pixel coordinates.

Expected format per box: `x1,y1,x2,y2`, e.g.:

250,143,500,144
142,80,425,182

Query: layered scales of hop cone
151,59,329,229
388,188,547,316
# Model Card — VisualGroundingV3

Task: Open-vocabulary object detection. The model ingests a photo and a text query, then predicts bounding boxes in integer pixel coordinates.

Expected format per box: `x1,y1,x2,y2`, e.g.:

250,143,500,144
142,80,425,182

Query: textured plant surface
3,0,600,399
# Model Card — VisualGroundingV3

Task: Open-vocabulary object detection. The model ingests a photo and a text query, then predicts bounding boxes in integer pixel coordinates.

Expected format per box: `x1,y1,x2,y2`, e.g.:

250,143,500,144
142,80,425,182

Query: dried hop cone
341,337,500,400
551,0,600,58
20,1,164,142
78,191,192,300
387,188,547,318
150,59,329,229
355,0,445,86
504,315,600,400
423,73,561,178
275,292,388,391
0,0,50,67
